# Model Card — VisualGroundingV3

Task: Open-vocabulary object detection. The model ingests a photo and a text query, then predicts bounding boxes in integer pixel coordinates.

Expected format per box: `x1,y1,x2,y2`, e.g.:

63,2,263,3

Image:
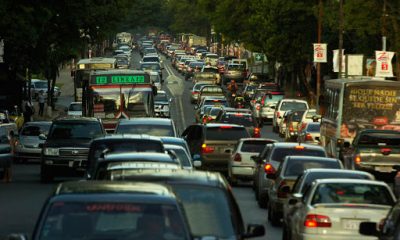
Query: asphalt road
0,50,283,240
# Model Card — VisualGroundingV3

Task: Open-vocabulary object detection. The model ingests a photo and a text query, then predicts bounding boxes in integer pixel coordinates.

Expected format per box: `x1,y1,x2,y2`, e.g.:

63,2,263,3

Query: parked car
40,117,105,182
228,138,277,186
182,123,251,173
115,118,178,137
14,121,52,163
154,90,171,118
252,142,327,208
297,122,321,144
94,169,265,239
272,99,309,133
286,179,395,240
13,181,192,240
266,156,343,226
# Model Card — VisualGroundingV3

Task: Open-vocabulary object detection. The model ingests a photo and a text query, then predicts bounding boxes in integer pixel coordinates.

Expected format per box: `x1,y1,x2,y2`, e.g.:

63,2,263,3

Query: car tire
268,202,281,226
257,191,268,209
40,166,53,183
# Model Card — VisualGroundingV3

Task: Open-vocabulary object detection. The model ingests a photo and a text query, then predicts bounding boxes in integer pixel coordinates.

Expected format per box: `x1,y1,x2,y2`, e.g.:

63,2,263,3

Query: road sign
254,53,265,63
313,43,327,63
375,51,395,77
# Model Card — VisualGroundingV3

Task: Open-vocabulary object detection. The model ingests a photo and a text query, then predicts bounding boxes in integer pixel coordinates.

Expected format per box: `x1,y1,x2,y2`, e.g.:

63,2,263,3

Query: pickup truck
342,129,400,180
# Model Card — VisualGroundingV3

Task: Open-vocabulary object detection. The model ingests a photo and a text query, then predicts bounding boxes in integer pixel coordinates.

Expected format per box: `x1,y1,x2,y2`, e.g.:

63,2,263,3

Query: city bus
74,57,117,102
320,77,400,158
86,69,156,132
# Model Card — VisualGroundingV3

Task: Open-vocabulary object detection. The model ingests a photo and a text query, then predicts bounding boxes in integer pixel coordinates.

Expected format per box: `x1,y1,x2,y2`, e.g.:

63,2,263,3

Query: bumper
231,166,254,179
201,155,230,171
299,233,376,240
261,112,274,120
41,156,87,176
155,110,170,117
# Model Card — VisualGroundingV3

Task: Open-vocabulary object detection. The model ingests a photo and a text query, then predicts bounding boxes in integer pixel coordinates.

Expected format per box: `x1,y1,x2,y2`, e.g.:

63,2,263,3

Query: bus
74,57,117,102
320,77,400,158
86,69,156,132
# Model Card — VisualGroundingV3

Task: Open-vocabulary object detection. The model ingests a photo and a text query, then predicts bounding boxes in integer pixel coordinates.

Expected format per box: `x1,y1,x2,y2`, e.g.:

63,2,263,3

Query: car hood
44,138,92,148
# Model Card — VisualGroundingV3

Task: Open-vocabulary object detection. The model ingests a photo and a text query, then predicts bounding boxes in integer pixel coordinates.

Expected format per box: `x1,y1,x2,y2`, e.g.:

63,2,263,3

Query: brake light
234,113,243,116
304,214,331,228
294,145,305,150
289,123,294,132
254,128,261,138
354,154,361,165
201,144,214,153
301,122,307,130
192,91,198,95
305,133,313,141
277,112,280,118
256,105,261,110
212,100,221,102
234,153,242,162
261,98,265,105
277,180,288,198
264,163,276,174
220,126,233,129
381,148,392,155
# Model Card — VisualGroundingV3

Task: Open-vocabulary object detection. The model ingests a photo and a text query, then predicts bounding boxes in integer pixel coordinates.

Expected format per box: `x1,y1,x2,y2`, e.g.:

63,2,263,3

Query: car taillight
305,133,313,141
289,123,294,132
276,112,280,118
304,214,331,228
256,105,261,110
192,91,198,95
234,153,242,162
264,163,275,174
202,117,207,124
220,126,232,129
261,98,265,105
201,144,214,153
354,154,361,165
301,122,307,130
254,128,261,138
277,180,288,198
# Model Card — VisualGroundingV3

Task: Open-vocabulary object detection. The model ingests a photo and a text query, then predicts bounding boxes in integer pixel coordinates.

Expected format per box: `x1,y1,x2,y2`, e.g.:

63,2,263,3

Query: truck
188,35,207,47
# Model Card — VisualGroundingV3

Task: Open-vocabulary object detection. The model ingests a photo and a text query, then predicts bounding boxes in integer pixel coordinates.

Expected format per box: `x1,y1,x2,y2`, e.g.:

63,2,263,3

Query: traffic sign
254,53,265,63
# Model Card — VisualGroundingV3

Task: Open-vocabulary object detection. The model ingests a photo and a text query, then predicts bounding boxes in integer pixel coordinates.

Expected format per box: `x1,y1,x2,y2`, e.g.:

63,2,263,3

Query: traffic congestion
2,30,400,240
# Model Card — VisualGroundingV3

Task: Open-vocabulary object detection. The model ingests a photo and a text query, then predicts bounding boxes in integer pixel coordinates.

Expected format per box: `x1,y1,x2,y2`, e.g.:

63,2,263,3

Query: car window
270,147,326,162
280,102,308,111
172,148,191,167
205,127,249,141
284,160,341,177
220,114,254,127
311,183,394,205
240,141,271,153
69,104,82,111
116,124,174,137
49,122,103,140
173,186,236,239
155,94,168,102
307,124,320,132
357,132,400,146
21,125,50,136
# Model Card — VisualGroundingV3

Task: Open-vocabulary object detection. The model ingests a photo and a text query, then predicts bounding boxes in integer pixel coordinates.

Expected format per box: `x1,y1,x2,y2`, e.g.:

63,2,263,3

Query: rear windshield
307,124,320,132
280,102,308,111
241,141,272,153
116,124,174,137
69,104,82,111
201,87,223,94
357,132,400,146
21,124,51,136
140,64,160,71
228,65,244,70
203,68,219,73
143,57,159,62
284,160,340,177
311,183,394,206
270,147,326,162
49,122,103,140
203,100,228,107
291,112,305,122
220,114,255,127
171,148,191,167
206,127,249,141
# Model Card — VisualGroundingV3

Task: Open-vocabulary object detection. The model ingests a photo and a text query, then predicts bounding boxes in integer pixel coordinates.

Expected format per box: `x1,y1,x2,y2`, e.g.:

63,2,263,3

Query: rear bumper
41,156,87,176
299,233,376,240
231,166,254,179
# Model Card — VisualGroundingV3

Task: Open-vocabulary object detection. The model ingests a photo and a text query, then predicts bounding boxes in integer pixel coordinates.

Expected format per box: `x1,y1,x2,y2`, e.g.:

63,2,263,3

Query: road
0,51,283,239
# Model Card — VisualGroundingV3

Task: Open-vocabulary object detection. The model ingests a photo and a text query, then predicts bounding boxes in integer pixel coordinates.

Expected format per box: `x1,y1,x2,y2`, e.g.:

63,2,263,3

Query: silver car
14,121,52,162
287,179,395,240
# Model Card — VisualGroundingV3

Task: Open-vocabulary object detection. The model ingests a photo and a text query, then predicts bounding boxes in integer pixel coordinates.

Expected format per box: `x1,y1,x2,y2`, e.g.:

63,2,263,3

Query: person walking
38,90,45,117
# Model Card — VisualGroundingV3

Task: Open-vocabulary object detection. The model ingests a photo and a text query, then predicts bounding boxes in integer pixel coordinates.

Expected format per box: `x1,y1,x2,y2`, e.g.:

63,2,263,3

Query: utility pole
316,0,323,105
382,0,387,51
338,0,344,78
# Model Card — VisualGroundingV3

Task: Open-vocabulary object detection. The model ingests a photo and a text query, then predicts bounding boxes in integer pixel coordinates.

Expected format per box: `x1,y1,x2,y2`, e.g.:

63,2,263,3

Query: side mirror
243,224,265,238
359,222,379,236
5,234,28,240
38,134,47,141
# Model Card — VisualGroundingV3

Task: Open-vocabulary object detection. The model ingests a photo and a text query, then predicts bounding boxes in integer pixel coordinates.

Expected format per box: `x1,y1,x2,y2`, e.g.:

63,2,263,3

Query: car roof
103,152,174,162
23,121,52,126
239,138,277,143
92,134,163,142
118,118,173,125
53,117,100,122
357,129,400,135
284,156,339,162
163,144,186,151
303,168,374,179
204,123,244,128
313,178,388,186
160,137,186,144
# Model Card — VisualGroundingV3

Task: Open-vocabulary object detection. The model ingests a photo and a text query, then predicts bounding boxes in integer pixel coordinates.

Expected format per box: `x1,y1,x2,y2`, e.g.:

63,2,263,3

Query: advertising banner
313,43,327,63
375,51,395,77
333,49,345,73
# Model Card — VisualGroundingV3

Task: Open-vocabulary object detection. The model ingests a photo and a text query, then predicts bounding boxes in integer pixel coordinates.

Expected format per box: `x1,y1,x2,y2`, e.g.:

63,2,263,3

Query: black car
40,117,105,182
95,169,265,239
86,134,165,178
10,181,191,240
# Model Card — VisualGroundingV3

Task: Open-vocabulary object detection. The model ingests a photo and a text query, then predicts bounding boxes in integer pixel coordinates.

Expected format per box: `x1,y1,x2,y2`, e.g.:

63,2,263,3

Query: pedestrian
23,97,34,123
38,90,45,117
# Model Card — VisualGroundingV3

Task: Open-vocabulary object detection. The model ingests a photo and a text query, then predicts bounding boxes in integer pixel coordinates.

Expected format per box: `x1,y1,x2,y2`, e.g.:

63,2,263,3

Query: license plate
342,219,363,230
68,161,74,167
375,166,393,172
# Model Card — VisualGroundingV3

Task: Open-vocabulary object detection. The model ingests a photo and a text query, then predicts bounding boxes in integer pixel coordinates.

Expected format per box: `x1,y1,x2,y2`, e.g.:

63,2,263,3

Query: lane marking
178,97,186,129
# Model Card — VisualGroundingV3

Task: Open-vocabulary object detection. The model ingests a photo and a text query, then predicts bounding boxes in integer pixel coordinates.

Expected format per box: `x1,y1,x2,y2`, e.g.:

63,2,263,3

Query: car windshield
284,160,340,177
203,100,228,107
38,201,188,240
49,122,103,140
140,64,160,71
155,94,168,102
280,102,308,111
117,124,174,137
311,183,394,206
143,57,159,62
206,127,249,141
21,124,50,136
270,147,326,162
307,123,320,132
69,104,82,111
220,114,254,127
241,141,272,153
173,186,236,239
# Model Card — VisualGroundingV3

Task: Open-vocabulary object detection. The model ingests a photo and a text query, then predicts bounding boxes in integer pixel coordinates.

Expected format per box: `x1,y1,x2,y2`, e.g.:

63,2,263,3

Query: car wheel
268,203,281,226
257,191,268,209
40,166,53,183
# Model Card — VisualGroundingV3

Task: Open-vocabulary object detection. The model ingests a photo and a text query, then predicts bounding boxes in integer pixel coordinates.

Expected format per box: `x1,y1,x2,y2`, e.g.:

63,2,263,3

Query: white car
28,79,61,101
154,90,171,118
298,108,321,132
66,102,82,117
228,138,277,186
287,179,395,240
272,99,309,133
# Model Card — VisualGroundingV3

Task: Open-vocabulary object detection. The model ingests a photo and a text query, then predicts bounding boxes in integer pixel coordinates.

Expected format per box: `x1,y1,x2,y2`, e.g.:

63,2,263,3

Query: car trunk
358,146,400,172
202,140,237,165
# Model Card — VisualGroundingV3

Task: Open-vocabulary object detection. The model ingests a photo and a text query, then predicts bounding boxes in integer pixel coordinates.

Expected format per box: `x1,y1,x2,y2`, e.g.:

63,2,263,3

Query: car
94,169,265,239
201,66,221,84
15,181,192,240
297,108,321,131
287,179,395,240
192,72,219,85
200,106,223,124
0,124,14,179
65,102,82,117
14,121,52,163
284,110,306,141
143,47,158,56
92,152,182,178
115,57,129,69
223,63,246,85
228,138,277,186
298,122,321,144
139,62,163,80
154,90,171,118
86,134,165,179
341,129,400,180
164,144,197,169
148,71,163,90
197,85,224,105
272,99,309,133
216,111,260,137
115,118,178,137
141,55,161,64
195,97,228,123
242,84,258,103
28,79,61,101
252,142,327,208
182,123,251,173
282,169,375,239
185,61,204,81
181,59,197,74
266,156,343,226
191,83,214,104
204,53,219,66
40,117,106,182
257,91,285,123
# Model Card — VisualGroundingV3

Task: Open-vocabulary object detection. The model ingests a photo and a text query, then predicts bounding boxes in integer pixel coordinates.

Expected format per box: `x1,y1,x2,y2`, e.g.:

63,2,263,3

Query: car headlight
43,148,59,156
